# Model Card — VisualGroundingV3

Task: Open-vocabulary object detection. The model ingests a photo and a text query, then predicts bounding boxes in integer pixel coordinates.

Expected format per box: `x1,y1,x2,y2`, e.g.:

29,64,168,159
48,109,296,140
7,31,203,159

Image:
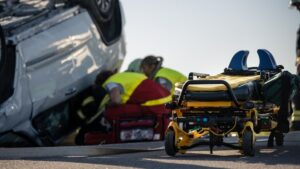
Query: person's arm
155,77,173,92
105,83,122,105
109,87,122,105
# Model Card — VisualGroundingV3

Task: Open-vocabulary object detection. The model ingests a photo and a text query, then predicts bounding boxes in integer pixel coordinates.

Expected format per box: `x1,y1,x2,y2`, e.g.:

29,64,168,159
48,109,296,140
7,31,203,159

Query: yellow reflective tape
81,96,95,107
77,110,86,120
86,95,110,124
141,95,172,106
99,94,110,109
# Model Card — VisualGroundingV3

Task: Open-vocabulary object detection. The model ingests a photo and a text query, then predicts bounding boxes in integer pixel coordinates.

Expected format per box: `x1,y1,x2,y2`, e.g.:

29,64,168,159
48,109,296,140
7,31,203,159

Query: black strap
150,57,163,79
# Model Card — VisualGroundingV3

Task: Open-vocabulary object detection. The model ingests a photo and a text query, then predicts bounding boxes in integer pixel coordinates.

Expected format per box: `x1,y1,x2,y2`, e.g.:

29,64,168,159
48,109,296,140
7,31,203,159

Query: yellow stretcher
176,74,260,92
164,49,294,157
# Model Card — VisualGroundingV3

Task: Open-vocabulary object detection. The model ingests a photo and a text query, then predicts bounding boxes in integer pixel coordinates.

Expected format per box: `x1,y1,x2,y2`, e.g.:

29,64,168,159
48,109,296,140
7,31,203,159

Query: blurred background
120,0,299,75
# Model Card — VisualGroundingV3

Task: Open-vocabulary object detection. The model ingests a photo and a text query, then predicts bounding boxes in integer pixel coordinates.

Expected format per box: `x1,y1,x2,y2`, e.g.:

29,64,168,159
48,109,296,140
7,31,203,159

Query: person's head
127,58,142,72
290,0,300,10
140,55,163,78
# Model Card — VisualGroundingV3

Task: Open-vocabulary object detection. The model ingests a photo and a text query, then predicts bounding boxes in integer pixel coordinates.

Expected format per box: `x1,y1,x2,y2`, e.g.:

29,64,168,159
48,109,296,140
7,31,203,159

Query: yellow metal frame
167,121,209,149
166,97,280,153
168,106,257,150
183,101,235,108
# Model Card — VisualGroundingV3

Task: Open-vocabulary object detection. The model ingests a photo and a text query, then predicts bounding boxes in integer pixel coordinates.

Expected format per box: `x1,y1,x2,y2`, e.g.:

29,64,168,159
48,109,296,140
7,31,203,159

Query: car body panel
18,11,103,116
0,1,126,146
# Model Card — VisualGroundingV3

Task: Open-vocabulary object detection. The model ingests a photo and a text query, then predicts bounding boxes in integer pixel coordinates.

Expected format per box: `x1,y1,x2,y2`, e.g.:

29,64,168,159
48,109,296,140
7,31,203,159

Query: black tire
292,120,300,131
78,0,122,45
242,130,255,156
78,0,116,22
252,112,260,134
294,94,300,110
165,130,178,156
275,132,284,146
253,123,261,134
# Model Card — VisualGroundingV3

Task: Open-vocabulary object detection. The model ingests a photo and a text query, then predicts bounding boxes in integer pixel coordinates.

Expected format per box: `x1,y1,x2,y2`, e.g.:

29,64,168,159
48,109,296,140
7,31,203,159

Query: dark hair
140,55,163,68
95,70,114,86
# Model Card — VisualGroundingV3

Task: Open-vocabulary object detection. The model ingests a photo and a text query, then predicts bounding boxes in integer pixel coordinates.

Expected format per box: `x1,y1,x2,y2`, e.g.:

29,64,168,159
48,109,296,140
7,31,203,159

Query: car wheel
78,0,116,22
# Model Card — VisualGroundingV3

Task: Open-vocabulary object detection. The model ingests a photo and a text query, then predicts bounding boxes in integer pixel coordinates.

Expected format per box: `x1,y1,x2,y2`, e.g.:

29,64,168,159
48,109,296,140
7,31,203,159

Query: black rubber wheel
292,120,300,131
253,123,261,134
275,132,284,146
294,92,300,110
78,0,116,22
252,112,260,134
242,130,255,156
164,130,178,156
77,0,122,45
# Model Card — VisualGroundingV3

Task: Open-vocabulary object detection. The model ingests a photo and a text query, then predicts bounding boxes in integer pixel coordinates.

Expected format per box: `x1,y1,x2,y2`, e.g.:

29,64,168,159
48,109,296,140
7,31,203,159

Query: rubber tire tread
242,130,255,156
164,130,178,156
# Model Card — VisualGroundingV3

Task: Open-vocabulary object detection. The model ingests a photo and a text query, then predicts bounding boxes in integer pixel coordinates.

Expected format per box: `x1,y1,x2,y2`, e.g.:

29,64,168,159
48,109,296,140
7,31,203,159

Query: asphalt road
0,132,300,169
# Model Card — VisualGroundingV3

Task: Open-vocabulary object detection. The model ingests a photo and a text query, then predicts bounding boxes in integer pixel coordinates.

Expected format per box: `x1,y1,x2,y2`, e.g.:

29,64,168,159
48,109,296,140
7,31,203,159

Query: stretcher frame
164,48,284,156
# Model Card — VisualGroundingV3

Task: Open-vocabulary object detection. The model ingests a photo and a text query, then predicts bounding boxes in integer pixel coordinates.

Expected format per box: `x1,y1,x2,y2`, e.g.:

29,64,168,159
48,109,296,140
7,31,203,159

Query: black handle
177,80,240,107
188,72,210,80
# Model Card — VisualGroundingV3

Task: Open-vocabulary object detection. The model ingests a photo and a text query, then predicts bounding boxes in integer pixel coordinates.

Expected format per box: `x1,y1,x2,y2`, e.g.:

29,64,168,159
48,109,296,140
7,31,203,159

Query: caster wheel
165,130,178,156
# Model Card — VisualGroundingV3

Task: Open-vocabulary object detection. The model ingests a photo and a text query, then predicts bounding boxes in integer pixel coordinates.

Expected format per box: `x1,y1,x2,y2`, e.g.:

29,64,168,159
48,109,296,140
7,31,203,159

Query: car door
17,9,100,117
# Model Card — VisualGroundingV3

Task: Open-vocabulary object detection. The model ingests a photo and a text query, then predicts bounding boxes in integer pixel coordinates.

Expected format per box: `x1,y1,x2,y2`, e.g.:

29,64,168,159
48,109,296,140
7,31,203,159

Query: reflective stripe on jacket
141,95,172,106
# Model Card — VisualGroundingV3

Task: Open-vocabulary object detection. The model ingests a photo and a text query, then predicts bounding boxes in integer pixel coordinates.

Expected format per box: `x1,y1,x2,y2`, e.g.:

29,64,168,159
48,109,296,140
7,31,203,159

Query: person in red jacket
99,71,172,123
76,70,172,144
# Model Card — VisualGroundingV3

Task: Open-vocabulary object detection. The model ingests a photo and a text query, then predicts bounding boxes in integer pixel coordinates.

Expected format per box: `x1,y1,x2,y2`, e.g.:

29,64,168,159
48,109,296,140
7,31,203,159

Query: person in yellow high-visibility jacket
98,71,171,122
140,55,187,94
76,70,172,144
101,71,171,105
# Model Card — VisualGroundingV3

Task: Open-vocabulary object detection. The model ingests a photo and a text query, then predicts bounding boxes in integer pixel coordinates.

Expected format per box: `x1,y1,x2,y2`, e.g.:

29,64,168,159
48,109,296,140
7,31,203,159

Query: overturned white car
0,0,126,146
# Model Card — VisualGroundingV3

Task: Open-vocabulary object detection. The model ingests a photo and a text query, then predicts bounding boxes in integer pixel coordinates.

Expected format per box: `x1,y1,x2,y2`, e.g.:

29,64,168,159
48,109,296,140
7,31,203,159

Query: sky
120,0,299,75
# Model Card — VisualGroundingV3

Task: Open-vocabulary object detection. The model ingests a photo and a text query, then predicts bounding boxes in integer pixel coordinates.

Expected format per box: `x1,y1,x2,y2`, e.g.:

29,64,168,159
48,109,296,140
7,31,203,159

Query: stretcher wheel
275,132,284,146
242,130,255,156
165,130,178,156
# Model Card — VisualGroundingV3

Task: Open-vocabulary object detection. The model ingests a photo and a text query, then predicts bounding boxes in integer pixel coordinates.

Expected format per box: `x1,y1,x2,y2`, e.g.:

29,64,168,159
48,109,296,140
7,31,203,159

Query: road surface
0,131,300,169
